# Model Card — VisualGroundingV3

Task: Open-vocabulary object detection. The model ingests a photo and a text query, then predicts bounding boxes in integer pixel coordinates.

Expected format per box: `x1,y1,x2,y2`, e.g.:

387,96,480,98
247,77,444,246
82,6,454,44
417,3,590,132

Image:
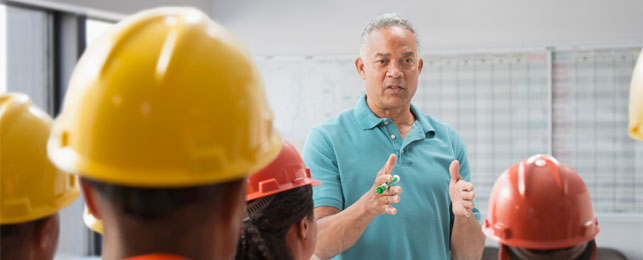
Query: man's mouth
386,85,404,93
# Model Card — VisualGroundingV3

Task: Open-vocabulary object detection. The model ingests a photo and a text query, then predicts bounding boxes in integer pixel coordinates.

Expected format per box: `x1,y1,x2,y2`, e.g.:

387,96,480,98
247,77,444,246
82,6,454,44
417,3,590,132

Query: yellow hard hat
83,206,103,234
629,51,643,140
48,7,281,187
1,93,80,224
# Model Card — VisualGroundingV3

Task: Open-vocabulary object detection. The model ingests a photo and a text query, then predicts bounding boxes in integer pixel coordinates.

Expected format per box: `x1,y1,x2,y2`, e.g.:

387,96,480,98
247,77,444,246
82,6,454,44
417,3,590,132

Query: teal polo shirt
302,94,480,260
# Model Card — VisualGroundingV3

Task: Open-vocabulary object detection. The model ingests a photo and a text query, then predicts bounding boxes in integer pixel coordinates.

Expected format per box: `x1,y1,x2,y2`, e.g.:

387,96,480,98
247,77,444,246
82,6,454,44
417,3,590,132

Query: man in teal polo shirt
302,13,485,259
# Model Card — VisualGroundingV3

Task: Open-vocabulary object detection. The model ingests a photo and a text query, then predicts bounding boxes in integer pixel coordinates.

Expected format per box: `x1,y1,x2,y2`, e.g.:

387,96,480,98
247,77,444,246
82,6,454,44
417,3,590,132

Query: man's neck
366,100,415,127
101,221,223,260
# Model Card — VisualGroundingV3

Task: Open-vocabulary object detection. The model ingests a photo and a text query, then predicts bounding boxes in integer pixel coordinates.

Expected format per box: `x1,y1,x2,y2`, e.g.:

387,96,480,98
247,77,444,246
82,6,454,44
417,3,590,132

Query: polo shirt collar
355,94,384,130
410,103,435,135
354,94,435,135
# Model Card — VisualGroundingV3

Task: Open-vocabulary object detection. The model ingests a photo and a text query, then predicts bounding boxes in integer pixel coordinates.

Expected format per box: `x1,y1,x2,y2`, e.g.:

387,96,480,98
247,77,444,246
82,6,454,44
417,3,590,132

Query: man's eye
404,58,413,63
377,60,388,64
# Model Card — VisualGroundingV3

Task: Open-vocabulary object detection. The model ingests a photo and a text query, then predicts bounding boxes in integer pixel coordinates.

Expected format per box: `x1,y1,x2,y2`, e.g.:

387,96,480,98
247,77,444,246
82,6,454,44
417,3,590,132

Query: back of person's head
239,185,314,260
46,7,281,260
236,141,321,260
483,154,599,260
501,242,596,260
0,93,80,260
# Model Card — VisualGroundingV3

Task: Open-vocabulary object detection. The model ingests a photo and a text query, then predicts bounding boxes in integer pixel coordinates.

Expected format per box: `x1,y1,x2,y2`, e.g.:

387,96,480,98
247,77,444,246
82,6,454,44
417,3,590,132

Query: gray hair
359,13,420,58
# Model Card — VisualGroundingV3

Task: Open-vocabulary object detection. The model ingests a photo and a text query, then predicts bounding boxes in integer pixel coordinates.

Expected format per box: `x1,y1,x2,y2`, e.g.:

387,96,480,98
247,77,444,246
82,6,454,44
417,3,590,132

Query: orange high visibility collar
123,254,191,260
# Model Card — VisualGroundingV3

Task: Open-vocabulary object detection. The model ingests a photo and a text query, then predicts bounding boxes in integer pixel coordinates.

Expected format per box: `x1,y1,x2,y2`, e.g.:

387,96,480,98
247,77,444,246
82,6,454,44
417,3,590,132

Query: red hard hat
483,154,599,251
246,140,321,201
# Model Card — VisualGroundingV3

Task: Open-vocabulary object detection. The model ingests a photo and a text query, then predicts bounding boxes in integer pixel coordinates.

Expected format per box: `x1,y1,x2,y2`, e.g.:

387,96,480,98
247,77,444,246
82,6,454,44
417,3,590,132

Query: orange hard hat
483,154,599,251
246,140,321,201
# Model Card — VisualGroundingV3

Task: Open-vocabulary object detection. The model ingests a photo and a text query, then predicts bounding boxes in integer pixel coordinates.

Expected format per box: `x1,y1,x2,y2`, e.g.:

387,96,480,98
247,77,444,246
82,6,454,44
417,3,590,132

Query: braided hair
235,185,314,260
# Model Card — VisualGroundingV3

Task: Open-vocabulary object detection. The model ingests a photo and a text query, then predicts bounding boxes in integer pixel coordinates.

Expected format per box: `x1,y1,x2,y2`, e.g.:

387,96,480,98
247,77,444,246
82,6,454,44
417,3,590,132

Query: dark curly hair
235,184,314,260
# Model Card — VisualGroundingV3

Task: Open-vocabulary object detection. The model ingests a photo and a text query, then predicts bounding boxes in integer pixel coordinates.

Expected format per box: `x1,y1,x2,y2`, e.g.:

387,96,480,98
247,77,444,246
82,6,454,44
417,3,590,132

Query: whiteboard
552,48,643,214
418,51,552,214
256,56,363,149
255,47,643,214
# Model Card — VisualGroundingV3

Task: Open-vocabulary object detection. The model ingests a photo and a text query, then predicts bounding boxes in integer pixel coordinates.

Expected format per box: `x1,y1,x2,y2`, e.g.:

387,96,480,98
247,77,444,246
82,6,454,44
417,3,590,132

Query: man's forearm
314,195,376,259
450,214,485,260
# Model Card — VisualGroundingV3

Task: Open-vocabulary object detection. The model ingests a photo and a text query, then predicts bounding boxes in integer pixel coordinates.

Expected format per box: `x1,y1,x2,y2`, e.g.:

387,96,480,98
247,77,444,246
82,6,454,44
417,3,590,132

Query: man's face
356,26,423,111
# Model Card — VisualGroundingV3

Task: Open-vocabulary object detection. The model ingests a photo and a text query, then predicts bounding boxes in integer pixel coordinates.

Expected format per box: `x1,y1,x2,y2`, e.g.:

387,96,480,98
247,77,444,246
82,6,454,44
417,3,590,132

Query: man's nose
386,62,403,78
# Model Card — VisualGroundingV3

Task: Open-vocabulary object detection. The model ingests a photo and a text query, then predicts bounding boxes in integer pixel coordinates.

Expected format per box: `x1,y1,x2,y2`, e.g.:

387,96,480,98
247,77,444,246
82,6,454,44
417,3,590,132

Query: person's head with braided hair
235,141,322,260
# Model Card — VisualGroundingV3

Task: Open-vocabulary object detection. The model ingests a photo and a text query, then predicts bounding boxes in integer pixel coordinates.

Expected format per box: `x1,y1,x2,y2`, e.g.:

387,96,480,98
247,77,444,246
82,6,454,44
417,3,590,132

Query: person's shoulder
418,114,468,156
417,112,459,135
311,108,358,136
304,108,356,157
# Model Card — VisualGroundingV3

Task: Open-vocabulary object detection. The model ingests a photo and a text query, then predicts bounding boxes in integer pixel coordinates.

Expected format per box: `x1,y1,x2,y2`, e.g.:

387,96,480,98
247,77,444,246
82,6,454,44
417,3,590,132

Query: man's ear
417,57,424,73
355,57,366,80
297,216,310,240
80,178,102,220
35,213,59,255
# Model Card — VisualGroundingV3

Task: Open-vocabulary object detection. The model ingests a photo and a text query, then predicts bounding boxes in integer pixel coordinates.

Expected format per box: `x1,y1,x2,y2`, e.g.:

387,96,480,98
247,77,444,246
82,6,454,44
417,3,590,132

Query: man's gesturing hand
449,160,475,217
363,154,402,216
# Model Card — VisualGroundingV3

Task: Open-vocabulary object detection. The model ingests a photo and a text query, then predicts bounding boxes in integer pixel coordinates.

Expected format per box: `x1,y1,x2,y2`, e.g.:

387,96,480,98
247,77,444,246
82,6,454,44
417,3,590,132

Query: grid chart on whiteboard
416,52,551,214
256,48,642,215
552,48,643,214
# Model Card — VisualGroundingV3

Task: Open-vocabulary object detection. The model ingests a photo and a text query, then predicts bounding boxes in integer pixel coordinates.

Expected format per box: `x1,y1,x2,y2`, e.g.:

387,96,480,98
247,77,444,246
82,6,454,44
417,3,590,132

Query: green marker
376,175,400,194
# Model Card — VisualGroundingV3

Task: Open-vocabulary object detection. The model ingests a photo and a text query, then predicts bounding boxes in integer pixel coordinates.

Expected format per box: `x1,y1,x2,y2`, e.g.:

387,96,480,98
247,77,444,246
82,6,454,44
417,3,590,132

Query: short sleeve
302,128,344,210
450,128,481,221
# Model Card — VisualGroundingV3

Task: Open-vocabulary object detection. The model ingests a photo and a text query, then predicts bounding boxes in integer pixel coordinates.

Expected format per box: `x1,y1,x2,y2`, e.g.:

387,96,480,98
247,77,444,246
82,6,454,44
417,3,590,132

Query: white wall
212,0,642,55
42,0,643,54
593,214,643,259
46,0,213,17
0,5,6,94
